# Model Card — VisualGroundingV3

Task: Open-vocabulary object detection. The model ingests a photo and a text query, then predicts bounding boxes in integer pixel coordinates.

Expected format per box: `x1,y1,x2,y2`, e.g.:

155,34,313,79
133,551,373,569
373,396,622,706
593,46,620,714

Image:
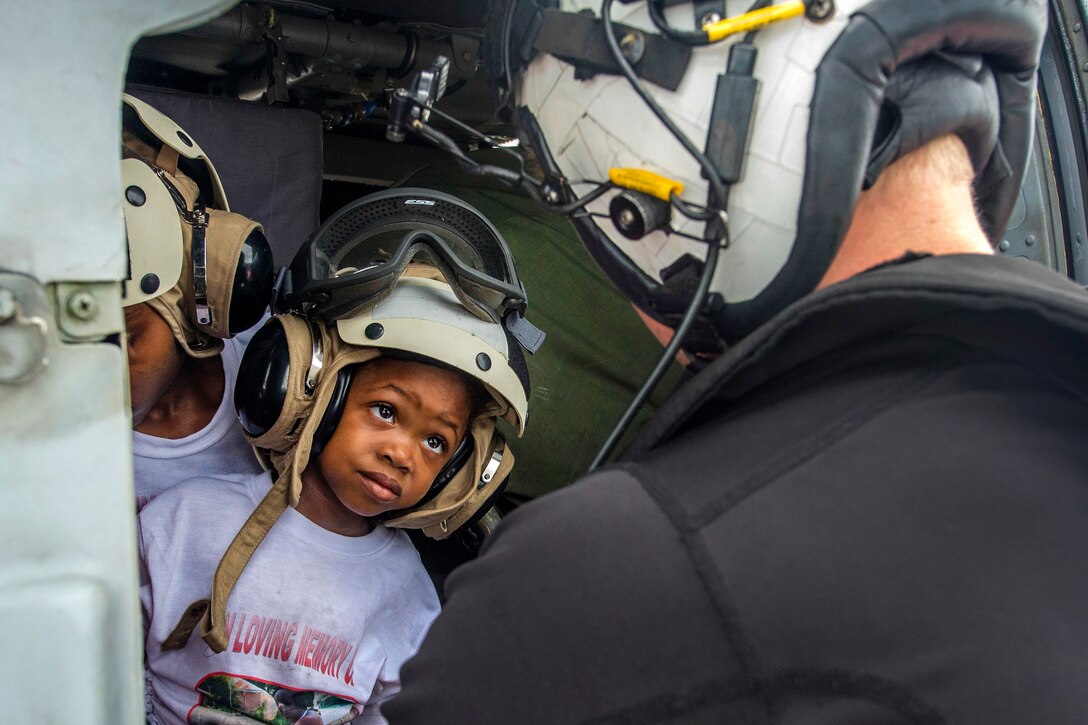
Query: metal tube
182,5,411,69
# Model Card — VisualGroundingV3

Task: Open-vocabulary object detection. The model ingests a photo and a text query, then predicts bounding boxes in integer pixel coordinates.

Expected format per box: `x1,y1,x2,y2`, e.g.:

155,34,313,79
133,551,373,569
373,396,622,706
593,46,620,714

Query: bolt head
66,291,98,321
618,31,646,64
700,12,722,26
806,0,835,21
0,288,17,323
998,239,1011,252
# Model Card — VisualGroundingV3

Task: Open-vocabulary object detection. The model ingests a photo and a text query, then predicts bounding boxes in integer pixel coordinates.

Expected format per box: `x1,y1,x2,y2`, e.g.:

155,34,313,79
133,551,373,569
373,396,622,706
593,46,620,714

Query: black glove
865,52,1000,189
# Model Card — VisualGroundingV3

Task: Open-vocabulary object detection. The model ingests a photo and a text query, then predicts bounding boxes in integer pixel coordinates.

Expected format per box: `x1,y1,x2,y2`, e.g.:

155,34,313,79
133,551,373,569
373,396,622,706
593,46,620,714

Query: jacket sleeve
384,467,747,724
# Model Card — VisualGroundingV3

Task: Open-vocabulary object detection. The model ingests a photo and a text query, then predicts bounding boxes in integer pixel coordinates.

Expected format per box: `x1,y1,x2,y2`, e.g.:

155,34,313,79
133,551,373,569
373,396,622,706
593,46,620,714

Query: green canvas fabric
404,161,687,500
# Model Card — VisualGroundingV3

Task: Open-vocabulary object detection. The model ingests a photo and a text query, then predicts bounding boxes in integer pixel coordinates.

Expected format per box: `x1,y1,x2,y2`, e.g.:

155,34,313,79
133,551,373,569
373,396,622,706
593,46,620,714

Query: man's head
305,356,490,520
496,0,1047,345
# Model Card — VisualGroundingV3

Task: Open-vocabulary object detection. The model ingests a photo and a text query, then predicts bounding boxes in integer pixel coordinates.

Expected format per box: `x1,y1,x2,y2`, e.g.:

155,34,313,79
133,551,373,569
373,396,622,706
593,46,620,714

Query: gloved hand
864,52,1000,190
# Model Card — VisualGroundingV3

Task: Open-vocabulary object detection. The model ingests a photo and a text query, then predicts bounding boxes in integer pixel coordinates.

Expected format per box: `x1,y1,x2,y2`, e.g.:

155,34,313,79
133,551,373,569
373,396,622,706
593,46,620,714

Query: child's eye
423,435,446,454
370,403,395,422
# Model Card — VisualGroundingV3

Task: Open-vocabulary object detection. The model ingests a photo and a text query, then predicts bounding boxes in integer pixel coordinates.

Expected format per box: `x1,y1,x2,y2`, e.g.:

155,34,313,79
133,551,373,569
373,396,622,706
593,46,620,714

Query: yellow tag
703,0,806,42
609,168,685,202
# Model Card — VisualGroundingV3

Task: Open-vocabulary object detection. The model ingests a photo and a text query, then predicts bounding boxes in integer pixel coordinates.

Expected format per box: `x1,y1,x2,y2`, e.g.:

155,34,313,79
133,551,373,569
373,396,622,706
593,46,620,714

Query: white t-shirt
139,471,440,725
133,333,263,513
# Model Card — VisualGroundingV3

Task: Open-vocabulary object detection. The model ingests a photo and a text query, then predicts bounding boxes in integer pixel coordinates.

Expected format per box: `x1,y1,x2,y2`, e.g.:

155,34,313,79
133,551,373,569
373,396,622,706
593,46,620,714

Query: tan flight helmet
165,264,534,654
120,93,274,355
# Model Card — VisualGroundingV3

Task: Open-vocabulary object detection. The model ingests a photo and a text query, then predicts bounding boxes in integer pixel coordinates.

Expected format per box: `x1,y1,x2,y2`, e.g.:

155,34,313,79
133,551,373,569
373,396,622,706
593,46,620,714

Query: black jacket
388,254,1088,724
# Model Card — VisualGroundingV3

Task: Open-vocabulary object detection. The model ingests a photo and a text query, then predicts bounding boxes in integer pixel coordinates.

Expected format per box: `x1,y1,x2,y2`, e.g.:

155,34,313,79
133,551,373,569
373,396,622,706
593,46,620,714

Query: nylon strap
155,144,180,175
533,9,691,91
161,473,291,652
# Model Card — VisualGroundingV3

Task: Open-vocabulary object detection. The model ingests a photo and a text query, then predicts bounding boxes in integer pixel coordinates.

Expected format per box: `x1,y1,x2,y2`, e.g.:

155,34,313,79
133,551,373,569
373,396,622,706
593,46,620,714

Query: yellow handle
609,168,685,202
703,0,806,42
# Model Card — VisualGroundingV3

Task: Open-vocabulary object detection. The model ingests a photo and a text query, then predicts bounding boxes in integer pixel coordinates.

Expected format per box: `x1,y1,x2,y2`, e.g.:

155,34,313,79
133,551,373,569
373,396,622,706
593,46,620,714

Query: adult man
388,0,1088,721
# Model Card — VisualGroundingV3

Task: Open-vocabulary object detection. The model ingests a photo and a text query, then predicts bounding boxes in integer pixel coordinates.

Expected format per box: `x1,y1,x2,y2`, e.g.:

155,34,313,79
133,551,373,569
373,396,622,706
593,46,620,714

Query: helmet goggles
277,189,529,327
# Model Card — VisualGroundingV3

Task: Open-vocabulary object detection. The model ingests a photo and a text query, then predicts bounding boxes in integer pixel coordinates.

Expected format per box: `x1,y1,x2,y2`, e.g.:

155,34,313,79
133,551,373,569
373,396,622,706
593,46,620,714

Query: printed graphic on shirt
222,610,357,686
192,674,362,725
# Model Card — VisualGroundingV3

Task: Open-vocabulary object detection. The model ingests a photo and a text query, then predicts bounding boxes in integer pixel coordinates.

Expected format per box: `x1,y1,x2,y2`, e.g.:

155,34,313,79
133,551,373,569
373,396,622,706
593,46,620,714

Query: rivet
176,130,194,147
1075,22,1083,32
140,273,160,294
1083,62,1088,73
364,322,384,340
125,185,146,206
461,50,473,63
1025,234,1036,246
476,352,492,371
998,239,1011,252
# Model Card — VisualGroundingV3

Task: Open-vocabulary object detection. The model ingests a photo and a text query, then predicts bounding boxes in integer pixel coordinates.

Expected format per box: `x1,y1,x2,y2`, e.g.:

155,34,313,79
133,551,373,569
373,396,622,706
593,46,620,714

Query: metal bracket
0,271,50,385
53,282,123,343
262,8,291,104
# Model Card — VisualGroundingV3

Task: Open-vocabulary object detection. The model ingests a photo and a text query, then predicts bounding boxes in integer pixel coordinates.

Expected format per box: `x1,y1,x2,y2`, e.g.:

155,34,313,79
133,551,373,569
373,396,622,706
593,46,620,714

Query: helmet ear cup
197,208,273,340
310,367,355,458
228,228,275,336
235,317,294,438
235,314,327,450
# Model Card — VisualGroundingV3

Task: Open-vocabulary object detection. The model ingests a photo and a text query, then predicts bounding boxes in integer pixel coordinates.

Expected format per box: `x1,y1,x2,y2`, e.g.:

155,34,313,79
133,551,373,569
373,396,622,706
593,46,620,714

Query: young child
139,261,533,724
120,93,274,512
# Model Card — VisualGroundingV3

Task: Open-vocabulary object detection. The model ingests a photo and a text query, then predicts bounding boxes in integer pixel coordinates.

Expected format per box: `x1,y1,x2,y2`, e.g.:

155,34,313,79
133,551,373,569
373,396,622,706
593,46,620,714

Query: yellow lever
609,168,685,202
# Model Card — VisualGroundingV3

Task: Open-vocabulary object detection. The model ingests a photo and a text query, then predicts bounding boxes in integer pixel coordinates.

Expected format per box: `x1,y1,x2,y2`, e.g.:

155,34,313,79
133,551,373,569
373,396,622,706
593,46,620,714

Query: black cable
550,182,615,214
419,97,620,215
415,123,526,187
600,0,728,218
425,104,532,177
587,231,723,471
647,0,713,45
670,191,720,221
586,0,731,471
501,0,519,110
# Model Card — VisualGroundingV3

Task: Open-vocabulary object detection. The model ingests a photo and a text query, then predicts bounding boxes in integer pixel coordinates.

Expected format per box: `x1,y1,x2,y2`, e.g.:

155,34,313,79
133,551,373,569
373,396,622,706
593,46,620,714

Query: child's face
310,357,474,521
124,303,184,426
